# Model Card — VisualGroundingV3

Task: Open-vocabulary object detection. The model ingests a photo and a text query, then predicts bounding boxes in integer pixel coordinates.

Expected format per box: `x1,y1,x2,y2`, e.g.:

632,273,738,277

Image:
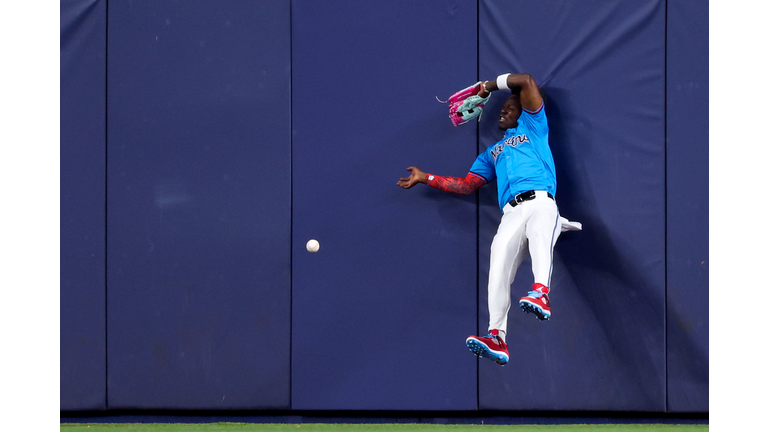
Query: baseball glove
442,81,491,126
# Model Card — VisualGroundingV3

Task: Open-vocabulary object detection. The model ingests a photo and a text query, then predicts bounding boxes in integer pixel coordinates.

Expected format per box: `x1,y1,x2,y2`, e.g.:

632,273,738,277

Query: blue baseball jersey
468,103,556,211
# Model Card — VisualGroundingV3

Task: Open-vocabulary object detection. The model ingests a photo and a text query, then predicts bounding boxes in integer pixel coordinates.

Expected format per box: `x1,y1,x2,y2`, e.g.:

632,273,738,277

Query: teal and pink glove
446,81,491,126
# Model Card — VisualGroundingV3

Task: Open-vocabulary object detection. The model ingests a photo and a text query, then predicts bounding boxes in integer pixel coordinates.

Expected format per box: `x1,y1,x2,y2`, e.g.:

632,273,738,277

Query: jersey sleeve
469,150,495,184
520,102,549,137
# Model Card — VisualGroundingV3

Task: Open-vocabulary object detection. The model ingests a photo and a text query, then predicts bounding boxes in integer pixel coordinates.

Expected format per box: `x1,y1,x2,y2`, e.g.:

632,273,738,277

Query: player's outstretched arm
398,166,485,195
478,73,543,113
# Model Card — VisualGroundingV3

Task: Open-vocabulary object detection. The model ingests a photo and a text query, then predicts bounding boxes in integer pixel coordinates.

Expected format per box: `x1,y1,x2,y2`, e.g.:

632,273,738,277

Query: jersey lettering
490,143,505,162
505,134,530,147
491,134,531,162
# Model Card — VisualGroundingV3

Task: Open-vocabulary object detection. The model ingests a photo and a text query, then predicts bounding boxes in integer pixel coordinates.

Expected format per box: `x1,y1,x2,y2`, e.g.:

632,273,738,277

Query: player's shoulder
521,103,548,129
477,145,493,159
473,144,497,165
523,101,545,117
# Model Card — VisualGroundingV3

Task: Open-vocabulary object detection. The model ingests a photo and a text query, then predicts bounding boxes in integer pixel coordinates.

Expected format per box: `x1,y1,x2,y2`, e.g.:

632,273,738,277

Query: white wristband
496,73,511,91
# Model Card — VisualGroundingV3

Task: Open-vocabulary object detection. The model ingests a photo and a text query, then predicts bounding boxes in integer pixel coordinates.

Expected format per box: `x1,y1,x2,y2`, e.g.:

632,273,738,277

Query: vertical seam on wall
104,0,110,410
664,0,669,414
475,0,481,412
289,0,294,411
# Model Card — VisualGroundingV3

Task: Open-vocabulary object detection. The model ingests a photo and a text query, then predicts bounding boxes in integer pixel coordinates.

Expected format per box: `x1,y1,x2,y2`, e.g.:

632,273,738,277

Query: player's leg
526,199,561,286
487,204,529,337
519,198,561,320
466,204,527,366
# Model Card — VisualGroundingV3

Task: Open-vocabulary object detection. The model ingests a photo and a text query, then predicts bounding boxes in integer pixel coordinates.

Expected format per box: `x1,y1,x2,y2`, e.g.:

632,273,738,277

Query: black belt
509,190,554,207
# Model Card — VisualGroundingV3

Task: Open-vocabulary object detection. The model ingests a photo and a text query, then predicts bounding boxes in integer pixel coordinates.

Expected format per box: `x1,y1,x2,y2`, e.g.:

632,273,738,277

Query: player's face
499,96,522,130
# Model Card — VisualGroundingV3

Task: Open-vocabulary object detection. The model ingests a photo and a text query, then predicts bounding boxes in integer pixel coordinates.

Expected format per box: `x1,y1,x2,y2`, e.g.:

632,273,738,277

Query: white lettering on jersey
491,134,530,162
505,134,530,147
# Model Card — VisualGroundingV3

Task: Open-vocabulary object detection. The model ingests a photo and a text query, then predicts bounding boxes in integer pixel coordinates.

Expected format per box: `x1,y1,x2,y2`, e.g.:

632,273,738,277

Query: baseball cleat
519,283,551,321
465,329,509,365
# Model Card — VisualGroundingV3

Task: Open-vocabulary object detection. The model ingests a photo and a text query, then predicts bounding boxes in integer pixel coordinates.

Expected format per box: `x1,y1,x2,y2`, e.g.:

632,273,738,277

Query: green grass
60,423,708,432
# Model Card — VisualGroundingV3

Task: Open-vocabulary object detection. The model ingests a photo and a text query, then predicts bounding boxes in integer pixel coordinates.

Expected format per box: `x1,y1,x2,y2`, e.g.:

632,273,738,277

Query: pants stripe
546,206,560,288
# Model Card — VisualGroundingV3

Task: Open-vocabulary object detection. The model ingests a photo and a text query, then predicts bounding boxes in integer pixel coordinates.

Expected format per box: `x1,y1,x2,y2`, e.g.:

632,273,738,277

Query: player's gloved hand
445,82,491,126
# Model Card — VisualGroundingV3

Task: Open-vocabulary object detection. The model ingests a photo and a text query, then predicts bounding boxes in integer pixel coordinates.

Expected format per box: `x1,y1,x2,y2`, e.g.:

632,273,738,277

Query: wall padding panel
477,0,667,411
291,0,479,411
60,0,107,411
106,0,291,409
666,0,709,413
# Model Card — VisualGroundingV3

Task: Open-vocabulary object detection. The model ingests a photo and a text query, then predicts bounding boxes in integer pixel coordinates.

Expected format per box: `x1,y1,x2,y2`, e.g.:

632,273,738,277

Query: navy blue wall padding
60,0,708,413
666,0,709,413
106,0,292,409
60,0,107,411
477,0,667,411
291,0,479,410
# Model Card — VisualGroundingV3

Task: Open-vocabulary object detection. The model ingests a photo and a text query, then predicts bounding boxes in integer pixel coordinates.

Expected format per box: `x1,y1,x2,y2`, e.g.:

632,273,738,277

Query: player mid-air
397,73,580,366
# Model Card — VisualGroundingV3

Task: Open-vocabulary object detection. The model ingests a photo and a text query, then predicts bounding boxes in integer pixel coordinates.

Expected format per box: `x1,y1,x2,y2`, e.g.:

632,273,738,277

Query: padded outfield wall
61,0,708,413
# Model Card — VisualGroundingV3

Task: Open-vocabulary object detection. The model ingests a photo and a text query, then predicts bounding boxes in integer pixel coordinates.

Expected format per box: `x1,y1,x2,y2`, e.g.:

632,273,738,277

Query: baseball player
398,73,579,366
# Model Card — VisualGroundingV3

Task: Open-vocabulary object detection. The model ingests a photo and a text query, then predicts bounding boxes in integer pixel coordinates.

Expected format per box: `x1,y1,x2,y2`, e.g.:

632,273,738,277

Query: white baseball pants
487,191,561,335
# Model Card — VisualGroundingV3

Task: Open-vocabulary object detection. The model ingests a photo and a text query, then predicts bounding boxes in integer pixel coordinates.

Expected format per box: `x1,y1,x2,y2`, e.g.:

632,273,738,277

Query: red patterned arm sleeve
424,172,487,195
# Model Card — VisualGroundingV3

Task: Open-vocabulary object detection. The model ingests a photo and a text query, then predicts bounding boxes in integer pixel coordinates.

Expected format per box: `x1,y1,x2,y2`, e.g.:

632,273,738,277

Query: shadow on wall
545,87,707,407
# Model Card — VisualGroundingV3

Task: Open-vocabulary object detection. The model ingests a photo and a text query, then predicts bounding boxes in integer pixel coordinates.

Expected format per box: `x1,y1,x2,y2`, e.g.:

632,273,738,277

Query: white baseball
306,239,320,253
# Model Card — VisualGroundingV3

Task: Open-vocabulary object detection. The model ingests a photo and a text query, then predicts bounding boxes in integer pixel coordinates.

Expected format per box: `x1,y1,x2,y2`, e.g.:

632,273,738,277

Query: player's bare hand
397,166,427,189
